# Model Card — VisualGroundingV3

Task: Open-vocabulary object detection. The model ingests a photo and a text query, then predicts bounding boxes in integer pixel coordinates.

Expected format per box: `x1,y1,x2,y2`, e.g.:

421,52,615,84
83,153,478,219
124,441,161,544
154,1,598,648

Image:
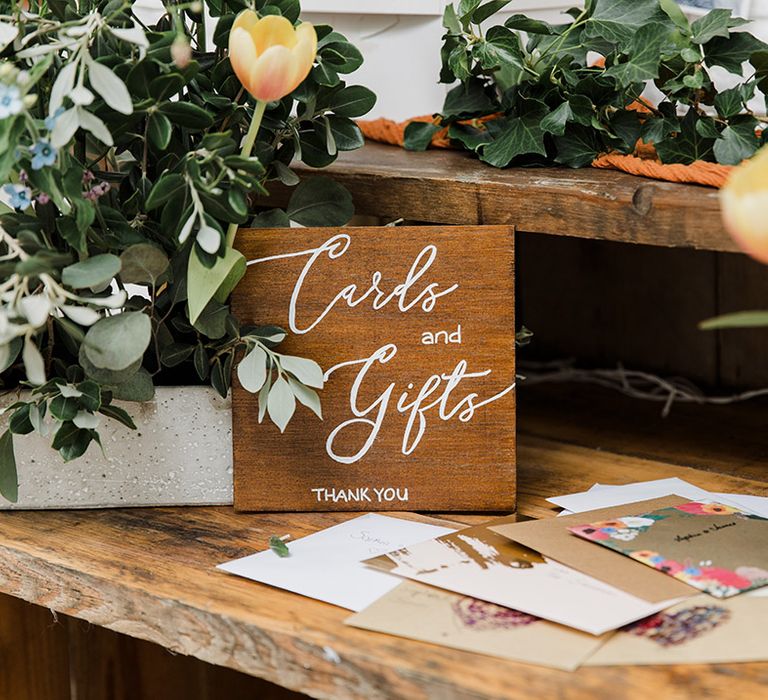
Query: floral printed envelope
569,501,768,598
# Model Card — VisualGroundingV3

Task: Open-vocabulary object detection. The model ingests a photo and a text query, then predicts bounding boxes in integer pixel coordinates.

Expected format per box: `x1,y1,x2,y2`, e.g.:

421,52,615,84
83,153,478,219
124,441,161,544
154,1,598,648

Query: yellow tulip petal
288,22,317,91
232,9,260,35
250,15,297,55
229,27,259,93
248,45,296,101
721,145,768,263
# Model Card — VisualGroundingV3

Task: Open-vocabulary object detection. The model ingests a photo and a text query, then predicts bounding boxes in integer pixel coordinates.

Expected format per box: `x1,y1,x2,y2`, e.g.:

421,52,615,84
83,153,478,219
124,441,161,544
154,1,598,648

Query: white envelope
217,514,455,611
547,477,760,514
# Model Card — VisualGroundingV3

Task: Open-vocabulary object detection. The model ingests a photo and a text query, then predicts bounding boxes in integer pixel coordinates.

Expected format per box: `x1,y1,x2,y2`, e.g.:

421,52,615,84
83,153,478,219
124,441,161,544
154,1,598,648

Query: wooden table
4,145,767,699
2,390,768,700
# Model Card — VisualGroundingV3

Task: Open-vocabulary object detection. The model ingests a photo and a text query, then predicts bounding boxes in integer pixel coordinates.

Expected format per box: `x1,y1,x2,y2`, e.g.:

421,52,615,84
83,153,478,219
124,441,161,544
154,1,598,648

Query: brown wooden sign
231,226,516,512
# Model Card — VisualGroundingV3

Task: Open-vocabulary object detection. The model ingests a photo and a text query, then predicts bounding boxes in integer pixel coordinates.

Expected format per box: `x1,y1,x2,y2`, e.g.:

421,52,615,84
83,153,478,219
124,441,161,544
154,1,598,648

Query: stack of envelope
218,478,768,671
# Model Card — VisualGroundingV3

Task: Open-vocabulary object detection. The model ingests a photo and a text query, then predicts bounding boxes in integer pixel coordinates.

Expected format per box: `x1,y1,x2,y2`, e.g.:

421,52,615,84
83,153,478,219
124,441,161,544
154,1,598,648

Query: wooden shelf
282,142,735,252
2,401,768,699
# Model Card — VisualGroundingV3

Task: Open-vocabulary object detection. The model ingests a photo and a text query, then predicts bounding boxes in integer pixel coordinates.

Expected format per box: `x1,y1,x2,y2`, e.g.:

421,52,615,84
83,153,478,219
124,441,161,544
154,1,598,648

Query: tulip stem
225,99,268,248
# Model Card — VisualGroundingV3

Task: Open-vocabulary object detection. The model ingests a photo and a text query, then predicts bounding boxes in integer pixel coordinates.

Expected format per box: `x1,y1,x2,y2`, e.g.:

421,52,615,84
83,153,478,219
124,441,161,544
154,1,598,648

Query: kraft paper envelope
346,580,608,672
585,595,768,666
569,500,768,598
364,516,683,636
490,496,695,603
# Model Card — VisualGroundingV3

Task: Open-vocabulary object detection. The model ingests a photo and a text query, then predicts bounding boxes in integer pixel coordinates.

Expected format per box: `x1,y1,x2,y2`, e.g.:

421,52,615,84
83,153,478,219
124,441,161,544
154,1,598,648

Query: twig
519,359,768,418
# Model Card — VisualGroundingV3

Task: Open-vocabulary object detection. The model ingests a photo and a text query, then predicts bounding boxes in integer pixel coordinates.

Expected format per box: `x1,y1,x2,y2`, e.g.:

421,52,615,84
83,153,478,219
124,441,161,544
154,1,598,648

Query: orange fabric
357,115,736,189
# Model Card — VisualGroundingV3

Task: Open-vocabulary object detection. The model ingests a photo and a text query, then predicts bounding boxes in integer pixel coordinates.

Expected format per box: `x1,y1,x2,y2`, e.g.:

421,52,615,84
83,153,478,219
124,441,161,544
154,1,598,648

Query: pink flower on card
697,567,752,590
570,525,610,540
673,502,710,515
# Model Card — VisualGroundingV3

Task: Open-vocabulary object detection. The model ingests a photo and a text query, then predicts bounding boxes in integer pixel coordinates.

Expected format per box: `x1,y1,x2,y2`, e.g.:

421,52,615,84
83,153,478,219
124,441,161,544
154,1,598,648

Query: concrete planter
2,386,234,510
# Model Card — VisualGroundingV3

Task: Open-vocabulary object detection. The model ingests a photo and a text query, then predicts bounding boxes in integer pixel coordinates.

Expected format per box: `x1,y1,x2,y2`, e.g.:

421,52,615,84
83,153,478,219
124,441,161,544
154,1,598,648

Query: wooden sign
231,226,516,512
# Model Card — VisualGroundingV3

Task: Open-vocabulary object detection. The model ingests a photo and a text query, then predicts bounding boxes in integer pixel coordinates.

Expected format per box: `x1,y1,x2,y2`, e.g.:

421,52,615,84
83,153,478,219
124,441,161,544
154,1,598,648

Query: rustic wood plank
518,383,768,486
0,594,69,700
1,432,768,699
717,251,768,388
65,615,302,700
517,233,720,386
271,142,734,252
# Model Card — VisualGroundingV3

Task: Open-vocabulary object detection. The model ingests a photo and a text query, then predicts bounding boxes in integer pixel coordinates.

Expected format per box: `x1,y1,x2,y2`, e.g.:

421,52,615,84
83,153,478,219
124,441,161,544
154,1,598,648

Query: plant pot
2,386,233,510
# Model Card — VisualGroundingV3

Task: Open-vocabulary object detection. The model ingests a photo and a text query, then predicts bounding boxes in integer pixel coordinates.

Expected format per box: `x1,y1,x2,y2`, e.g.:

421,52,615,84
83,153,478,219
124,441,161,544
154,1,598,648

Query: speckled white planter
2,386,234,509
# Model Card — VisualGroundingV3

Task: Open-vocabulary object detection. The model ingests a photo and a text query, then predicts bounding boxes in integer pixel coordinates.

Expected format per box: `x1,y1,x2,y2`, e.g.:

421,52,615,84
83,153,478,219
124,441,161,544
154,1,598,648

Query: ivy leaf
553,124,603,168
713,117,759,165
404,122,441,151
691,9,735,45
705,32,768,75
504,14,555,34
481,116,546,167
541,102,573,136
655,110,715,165
714,85,745,119
605,23,667,86
586,0,667,45
442,79,496,118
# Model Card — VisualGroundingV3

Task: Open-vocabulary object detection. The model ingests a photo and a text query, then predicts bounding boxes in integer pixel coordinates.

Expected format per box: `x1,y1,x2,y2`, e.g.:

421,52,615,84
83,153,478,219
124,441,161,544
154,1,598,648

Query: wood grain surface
1,424,768,699
267,142,733,252
231,226,516,512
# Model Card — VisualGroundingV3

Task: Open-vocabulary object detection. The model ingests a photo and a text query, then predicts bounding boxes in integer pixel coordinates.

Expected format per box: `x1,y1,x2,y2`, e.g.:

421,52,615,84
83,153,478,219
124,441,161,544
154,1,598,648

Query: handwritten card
217,514,455,611
346,581,608,671
364,517,683,635
569,501,768,598
585,595,768,666
490,496,696,603
230,226,516,511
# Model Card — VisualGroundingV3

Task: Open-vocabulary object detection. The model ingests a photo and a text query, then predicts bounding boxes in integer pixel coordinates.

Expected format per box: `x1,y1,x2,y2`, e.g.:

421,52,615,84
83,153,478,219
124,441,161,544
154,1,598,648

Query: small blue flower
44,106,65,131
0,84,23,119
30,139,57,170
3,183,33,211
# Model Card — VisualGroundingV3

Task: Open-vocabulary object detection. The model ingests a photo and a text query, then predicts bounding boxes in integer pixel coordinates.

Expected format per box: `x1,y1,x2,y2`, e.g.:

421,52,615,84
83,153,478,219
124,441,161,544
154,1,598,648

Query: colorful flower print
453,597,539,631
617,516,657,528
674,502,740,516
735,566,768,584
624,605,730,647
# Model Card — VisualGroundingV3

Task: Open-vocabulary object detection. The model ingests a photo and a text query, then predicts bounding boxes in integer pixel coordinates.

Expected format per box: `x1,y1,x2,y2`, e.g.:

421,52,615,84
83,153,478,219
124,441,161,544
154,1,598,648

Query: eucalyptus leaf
267,375,296,433
62,254,121,289
84,312,152,371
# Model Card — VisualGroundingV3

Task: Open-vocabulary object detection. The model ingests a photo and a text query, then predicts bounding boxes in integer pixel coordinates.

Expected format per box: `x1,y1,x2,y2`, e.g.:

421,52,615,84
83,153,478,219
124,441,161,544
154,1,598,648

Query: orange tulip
721,145,768,264
228,12,317,102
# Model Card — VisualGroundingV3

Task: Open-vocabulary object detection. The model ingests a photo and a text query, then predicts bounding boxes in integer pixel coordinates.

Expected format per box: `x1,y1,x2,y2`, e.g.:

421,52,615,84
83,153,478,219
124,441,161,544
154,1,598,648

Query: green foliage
418,1,767,168
0,0,374,500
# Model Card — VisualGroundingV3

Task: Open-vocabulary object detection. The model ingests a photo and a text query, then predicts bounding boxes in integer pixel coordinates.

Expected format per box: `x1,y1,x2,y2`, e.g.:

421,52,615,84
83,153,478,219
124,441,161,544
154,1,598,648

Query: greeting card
217,514,455,611
585,595,768,666
569,501,768,598
346,581,607,671
364,516,683,635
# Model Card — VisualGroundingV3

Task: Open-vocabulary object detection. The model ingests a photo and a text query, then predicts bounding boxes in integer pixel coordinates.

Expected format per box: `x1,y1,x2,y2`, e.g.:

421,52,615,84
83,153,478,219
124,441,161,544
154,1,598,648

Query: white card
377,532,683,635
217,514,455,611
547,478,756,514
